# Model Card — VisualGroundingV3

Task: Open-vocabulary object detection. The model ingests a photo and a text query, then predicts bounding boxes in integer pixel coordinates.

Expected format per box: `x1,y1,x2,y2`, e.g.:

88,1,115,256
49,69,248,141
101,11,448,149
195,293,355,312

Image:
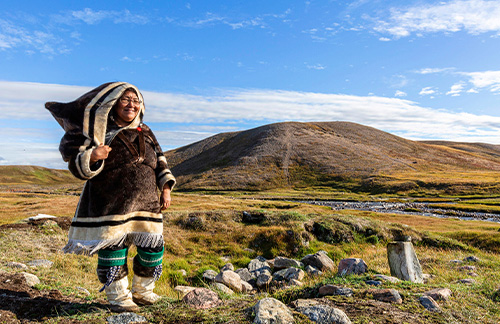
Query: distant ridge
164,121,500,191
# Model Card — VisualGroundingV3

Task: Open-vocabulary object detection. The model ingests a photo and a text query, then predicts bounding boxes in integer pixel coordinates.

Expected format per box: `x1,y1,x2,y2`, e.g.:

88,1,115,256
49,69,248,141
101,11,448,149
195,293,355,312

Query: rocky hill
164,121,500,191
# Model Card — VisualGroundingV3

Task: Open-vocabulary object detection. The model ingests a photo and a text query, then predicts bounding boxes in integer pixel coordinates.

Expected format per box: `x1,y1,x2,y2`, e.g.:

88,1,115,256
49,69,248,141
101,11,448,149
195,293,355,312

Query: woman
45,82,175,312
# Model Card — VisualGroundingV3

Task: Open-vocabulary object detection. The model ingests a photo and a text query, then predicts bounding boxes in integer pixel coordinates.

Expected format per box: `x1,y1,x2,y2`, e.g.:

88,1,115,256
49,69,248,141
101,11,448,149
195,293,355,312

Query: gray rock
211,282,234,295
424,288,452,301
27,259,53,269
221,263,234,272
248,258,271,273
365,280,382,286
458,278,476,285
235,268,254,282
318,284,353,297
419,296,441,312
256,273,273,288
387,241,423,283
174,285,197,298
373,274,400,283
253,297,294,324
242,280,254,292
305,265,322,277
464,256,479,262
214,270,243,292
301,251,335,272
368,289,402,304
459,265,476,271
273,267,305,282
294,299,352,324
273,256,303,270
182,288,221,309
450,259,463,264
107,312,147,324
202,269,218,282
337,258,368,276
6,262,28,270
21,272,40,287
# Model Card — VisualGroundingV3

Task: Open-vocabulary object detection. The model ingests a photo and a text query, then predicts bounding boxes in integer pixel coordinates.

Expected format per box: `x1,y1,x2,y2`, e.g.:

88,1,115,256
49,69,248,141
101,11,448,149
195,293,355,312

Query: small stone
419,296,440,312
241,280,254,292
458,278,476,285
293,299,352,324
214,270,243,292
464,256,479,262
301,251,335,272
6,262,28,270
273,256,303,270
21,272,40,287
373,274,400,283
318,284,353,297
450,259,463,264
368,289,402,304
221,263,234,272
422,273,435,283
107,312,147,324
424,288,452,301
365,280,382,286
459,265,476,271
76,286,91,296
468,272,479,277
235,268,254,282
27,259,53,268
174,285,197,298
211,282,234,295
248,258,271,273
178,269,187,276
202,269,218,282
256,273,272,288
305,265,322,277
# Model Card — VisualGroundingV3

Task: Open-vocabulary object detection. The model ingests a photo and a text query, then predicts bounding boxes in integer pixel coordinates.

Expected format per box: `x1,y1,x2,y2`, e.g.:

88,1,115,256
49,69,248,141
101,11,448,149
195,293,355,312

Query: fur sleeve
144,126,176,190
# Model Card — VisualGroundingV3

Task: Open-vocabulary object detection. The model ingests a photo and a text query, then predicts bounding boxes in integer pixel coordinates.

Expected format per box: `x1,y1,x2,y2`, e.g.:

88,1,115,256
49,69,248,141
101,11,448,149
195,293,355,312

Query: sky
2,0,500,169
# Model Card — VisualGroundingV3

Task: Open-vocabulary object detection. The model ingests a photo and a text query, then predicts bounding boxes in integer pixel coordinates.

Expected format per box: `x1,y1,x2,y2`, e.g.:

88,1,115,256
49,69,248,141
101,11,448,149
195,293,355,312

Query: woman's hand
90,144,112,164
160,187,172,210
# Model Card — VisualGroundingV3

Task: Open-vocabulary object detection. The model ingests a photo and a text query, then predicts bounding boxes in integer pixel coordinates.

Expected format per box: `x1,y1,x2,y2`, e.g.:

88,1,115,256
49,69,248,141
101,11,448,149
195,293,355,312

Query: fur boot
131,275,161,305
105,276,140,312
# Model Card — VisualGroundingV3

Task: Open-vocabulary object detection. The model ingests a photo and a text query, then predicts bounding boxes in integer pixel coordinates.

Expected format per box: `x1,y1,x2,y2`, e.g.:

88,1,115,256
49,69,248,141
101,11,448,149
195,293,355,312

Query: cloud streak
373,0,500,38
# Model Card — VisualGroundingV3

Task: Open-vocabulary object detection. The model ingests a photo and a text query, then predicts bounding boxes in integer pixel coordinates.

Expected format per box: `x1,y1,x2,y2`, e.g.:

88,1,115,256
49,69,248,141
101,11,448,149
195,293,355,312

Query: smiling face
113,90,141,126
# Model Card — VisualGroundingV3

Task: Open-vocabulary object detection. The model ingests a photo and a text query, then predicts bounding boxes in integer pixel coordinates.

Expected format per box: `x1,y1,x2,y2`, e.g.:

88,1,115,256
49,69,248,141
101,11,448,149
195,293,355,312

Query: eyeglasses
120,97,142,105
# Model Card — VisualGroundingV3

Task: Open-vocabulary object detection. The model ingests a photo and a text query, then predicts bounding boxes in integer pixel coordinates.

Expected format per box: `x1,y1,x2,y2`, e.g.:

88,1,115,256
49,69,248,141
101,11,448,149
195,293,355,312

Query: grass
1,187,500,323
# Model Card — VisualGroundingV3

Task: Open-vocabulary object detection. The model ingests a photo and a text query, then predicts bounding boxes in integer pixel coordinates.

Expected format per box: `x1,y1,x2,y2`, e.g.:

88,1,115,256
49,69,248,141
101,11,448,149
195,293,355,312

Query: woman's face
114,90,141,126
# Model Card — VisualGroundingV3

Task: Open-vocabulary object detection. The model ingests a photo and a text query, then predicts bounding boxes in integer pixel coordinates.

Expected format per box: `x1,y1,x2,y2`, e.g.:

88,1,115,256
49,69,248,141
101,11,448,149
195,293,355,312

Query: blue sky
2,0,500,169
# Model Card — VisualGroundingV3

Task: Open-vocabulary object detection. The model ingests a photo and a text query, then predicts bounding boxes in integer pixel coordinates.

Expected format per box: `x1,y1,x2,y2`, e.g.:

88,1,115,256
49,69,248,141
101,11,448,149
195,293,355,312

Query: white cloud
414,67,455,74
374,0,500,38
395,90,407,97
3,81,500,168
460,70,500,92
305,63,326,70
70,8,148,25
419,87,436,96
446,82,465,96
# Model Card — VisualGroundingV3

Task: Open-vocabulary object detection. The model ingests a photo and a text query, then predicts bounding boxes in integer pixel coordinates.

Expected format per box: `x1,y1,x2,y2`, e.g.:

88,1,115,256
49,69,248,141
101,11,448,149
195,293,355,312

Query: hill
164,121,500,192
0,165,82,192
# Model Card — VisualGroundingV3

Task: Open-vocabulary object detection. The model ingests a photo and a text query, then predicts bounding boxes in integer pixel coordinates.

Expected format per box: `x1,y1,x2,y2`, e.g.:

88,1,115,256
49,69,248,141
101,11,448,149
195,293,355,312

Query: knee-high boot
105,276,140,312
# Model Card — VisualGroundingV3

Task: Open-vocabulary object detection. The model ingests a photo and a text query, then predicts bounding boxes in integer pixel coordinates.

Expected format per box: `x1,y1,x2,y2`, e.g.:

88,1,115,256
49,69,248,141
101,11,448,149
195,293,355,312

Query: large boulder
387,241,423,283
337,258,367,276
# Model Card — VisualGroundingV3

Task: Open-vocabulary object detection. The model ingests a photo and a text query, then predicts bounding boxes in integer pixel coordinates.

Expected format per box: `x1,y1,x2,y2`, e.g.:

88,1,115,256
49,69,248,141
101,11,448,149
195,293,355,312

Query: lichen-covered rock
182,288,221,309
337,258,367,276
293,299,352,324
107,313,147,324
211,282,234,295
253,297,294,324
256,273,273,288
214,270,243,292
235,268,254,282
273,267,305,282
174,285,197,298
221,263,235,272
202,269,218,282
273,256,303,270
21,272,40,287
387,241,423,283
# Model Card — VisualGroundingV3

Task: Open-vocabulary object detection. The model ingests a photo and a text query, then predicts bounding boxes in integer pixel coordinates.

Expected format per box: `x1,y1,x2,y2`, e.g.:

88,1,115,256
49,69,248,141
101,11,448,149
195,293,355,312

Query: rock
253,297,294,324
365,280,382,286
289,279,303,286
221,263,234,272
27,214,57,221
220,255,231,263
273,256,303,270
21,272,40,287
305,265,322,277
450,259,463,264
256,273,273,288
387,241,423,283
214,270,243,293
106,312,147,324
373,274,400,283
6,262,28,270
211,282,234,295
27,259,53,269
182,288,221,309
273,267,305,282
337,258,368,276
301,251,335,272
174,285,197,298
235,268,254,282
242,280,254,292
202,269,218,282
293,299,352,324
458,278,476,285
422,273,435,283
76,286,91,296
468,272,479,277
178,269,187,276
464,256,479,262
368,289,402,304
419,296,441,312
424,288,452,301
318,285,353,297
459,265,476,271
248,258,271,273
242,211,267,224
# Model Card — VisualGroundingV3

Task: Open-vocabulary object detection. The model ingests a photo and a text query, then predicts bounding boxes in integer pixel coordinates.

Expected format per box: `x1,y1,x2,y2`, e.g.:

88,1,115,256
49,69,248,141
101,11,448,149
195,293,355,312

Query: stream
304,200,500,223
